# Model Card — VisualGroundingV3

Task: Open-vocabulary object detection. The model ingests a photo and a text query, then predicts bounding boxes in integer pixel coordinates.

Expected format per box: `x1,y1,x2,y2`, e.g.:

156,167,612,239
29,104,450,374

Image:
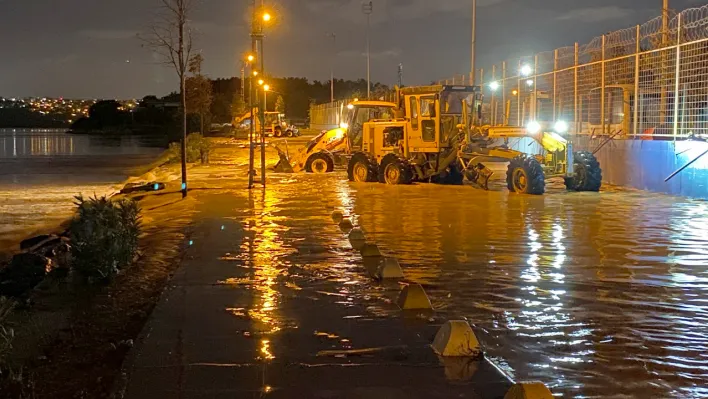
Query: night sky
0,0,702,98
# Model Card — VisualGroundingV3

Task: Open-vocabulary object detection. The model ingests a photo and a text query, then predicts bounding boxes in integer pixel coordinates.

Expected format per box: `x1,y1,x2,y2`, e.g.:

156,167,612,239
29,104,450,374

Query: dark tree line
209,77,390,123
61,76,389,138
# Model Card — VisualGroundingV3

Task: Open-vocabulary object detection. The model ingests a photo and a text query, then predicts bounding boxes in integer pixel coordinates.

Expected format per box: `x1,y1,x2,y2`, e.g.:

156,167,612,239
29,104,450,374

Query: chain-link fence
309,91,399,131
439,5,708,140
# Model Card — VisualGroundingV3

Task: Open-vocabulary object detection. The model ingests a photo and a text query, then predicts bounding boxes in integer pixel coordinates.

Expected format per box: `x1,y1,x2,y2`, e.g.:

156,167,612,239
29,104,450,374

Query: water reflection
0,129,164,158
345,179,708,397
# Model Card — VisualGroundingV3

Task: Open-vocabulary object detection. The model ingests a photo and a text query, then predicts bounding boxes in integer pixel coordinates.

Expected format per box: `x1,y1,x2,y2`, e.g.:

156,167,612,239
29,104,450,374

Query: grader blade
465,163,494,190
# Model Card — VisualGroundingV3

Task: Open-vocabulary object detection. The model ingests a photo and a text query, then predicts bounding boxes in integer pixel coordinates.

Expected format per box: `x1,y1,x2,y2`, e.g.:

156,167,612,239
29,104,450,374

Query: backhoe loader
273,100,397,173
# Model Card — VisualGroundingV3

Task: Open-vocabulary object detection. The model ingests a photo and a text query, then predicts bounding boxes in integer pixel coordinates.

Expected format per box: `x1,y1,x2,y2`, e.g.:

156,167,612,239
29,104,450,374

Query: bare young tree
143,0,194,198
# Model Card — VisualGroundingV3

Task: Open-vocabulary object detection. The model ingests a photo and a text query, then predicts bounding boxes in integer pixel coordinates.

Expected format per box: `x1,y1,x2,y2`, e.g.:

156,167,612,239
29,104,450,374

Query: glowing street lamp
252,70,259,76
258,79,265,86
263,12,272,22
526,79,534,87
263,84,270,91
247,54,255,62
521,64,533,76
489,81,500,91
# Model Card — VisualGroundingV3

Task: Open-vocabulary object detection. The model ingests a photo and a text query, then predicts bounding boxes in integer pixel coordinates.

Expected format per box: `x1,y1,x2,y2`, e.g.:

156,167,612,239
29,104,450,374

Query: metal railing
440,5,708,139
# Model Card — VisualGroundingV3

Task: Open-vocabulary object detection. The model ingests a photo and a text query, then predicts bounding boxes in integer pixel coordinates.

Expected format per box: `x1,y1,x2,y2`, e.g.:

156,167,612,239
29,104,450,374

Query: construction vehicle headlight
527,121,541,134
340,122,349,129
554,120,569,134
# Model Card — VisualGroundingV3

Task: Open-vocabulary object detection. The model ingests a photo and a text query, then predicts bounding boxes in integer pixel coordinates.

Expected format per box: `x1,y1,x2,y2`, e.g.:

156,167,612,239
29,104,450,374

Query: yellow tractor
273,100,397,173
346,85,602,194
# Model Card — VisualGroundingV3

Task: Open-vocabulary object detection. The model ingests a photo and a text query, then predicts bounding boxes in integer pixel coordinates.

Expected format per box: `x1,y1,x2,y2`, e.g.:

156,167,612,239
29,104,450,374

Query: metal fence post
553,49,558,122
517,59,521,126
673,13,682,139
634,25,640,136
491,65,497,124
601,34,606,135
502,61,507,125
533,54,538,121
574,42,579,134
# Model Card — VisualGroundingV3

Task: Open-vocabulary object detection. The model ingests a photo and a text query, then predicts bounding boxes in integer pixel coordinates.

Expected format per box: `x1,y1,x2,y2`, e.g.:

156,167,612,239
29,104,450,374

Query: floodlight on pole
362,1,373,99
521,64,533,76
489,81,500,91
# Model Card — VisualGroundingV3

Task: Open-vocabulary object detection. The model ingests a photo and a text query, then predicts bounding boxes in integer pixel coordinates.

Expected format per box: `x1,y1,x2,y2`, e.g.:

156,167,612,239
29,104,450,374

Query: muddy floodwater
0,129,163,256
241,170,708,398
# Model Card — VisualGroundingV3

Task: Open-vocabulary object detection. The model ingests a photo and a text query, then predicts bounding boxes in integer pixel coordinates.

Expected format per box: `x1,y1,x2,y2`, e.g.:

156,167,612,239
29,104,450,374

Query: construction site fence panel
439,5,708,140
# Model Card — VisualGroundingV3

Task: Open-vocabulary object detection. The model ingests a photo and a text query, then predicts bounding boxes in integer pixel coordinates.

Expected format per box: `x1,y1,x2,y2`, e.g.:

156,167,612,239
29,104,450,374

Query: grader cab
346,85,602,194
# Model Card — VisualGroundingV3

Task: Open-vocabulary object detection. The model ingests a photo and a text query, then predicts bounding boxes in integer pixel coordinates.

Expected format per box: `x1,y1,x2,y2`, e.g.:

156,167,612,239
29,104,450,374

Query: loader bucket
273,153,295,173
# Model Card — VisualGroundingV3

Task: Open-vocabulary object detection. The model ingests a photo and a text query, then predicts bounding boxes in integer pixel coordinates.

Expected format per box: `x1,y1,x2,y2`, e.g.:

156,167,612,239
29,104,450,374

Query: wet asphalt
119,136,708,398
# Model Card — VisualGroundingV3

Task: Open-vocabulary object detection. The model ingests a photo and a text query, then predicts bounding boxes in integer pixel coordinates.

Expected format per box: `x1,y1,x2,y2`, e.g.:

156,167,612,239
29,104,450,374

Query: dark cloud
0,0,700,98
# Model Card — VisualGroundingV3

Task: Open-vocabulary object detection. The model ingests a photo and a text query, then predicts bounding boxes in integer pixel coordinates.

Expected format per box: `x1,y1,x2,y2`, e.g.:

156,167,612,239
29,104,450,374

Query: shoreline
0,149,172,262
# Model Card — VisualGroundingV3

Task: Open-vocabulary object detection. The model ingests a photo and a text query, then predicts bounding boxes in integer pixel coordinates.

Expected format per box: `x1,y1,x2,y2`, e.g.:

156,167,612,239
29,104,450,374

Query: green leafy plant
69,196,141,284
166,133,211,164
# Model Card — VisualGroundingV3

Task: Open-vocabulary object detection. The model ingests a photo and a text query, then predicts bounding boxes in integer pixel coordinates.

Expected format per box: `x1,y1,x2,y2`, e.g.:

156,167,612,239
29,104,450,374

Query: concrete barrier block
431,320,481,358
348,228,365,241
360,243,382,257
331,211,344,223
375,257,404,280
504,382,553,399
397,283,432,310
338,218,354,230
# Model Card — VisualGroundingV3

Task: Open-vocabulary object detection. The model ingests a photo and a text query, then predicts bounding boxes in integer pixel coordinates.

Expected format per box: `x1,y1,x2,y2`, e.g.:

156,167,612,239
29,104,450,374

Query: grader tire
305,152,335,174
507,155,545,195
443,162,464,185
348,153,377,182
565,151,602,192
378,154,401,183
382,159,413,185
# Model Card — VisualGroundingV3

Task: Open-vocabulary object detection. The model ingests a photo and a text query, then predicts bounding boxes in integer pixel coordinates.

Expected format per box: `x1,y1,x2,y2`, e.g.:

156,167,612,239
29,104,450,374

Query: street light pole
471,0,477,86
362,1,373,99
328,32,336,102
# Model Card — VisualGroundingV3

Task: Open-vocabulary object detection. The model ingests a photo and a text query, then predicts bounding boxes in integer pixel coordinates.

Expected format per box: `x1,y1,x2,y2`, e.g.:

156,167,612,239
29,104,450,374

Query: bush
69,196,140,284
166,133,211,164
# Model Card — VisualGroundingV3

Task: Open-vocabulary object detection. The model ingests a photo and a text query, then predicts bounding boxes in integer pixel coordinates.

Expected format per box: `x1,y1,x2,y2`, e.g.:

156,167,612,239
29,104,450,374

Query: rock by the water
0,253,52,297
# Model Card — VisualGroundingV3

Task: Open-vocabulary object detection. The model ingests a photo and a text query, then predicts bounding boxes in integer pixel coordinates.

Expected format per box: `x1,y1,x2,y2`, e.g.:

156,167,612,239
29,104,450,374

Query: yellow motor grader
346,85,602,194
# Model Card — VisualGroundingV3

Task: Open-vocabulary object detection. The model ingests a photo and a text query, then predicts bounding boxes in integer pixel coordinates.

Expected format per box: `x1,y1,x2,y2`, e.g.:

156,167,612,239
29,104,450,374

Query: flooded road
234,170,708,398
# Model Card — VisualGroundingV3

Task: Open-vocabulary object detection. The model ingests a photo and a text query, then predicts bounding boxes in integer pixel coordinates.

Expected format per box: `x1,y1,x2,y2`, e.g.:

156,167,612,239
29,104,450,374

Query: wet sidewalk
117,188,511,399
